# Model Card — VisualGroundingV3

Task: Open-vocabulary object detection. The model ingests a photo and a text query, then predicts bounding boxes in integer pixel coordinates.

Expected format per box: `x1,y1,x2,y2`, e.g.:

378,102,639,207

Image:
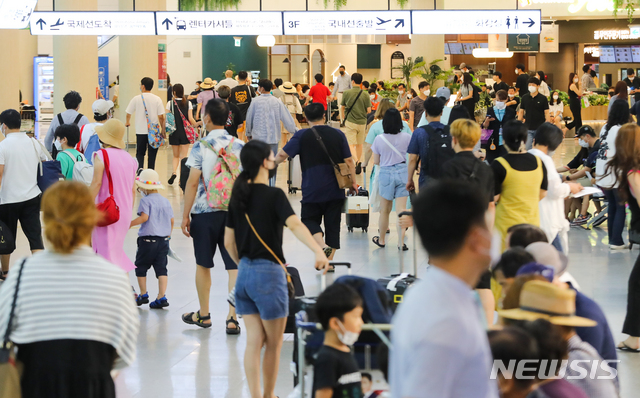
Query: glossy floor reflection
6,138,640,397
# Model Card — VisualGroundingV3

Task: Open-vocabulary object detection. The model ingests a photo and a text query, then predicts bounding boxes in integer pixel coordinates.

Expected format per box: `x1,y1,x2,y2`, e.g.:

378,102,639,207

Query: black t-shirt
226,184,295,263
442,151,495,204
566,139,601,170
492,81,510,95
516,73,530,97
312,346,363,398
190,89,201,108
624,76,640,101
507,96,520,113
491,153,548,195
225,102,244,138
520,93,549,131
229,85,256,119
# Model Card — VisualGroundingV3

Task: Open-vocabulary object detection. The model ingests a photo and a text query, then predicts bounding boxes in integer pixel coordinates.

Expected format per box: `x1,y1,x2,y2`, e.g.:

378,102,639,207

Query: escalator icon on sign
177,20,187,30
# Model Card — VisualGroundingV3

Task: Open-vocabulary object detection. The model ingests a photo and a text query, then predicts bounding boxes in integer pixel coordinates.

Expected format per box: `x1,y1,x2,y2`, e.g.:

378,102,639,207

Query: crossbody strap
2,258,27,348
100,149,114,197
57,113,64,127
140,92,152,126
310,127,340,170
343,89,363,122
378,134,404,158
244,214,292,284
174,98,190,125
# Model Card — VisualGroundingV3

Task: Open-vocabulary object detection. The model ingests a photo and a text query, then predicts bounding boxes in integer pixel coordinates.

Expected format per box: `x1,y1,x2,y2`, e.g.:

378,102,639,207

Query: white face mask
398,90,404,94
0,124,5,136
553,95,559,100
573,77,579,83
370,94,376,100
423,89,430,96
54,139,62,151
579,138,589,148
508,93,515,98
528,86,537,94
336,320,360,346
407,94,412,99
495,101,506,110
515,69,519,74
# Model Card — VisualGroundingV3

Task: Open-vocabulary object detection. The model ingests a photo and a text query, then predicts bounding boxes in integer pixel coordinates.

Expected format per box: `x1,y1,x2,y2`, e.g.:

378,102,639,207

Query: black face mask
268,166,277,179
340,71,345,75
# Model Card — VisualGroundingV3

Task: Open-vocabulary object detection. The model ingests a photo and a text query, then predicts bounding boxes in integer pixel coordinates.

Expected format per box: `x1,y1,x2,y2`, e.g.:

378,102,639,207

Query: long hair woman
548,90,565,130
606,123,640,351
536,71,550,97
224,140,329,398
565,72,582,133
596,99,632,249
0,181,139,397
167,83,200,185
609,81,629,117
457,72,476,119
492,120,548,249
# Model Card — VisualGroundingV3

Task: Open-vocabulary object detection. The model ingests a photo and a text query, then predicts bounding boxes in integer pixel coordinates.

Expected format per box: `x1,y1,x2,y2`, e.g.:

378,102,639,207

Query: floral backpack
200,138,240,210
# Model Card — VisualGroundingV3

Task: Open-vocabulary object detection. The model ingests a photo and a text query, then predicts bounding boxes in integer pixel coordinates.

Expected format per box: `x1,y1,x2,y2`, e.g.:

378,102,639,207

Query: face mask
553,95,559,100
54,140,62,151
573,78,579,83
0,124,5,136
579,139,589,148
508,93,515,98
515,69,519,74
407,94,412,99
398,90,404,94
423,89,431,96
495,101,506,110
137,188,148,197
340,71,345,75
528,86,537,94
336,320,360,346
370,94,376,100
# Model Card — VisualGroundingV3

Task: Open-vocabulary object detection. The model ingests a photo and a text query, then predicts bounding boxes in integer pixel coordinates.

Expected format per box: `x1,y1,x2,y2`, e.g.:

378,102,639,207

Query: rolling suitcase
328,101,340,130
376,209,419,312
345,167,369,233
287,156,302,194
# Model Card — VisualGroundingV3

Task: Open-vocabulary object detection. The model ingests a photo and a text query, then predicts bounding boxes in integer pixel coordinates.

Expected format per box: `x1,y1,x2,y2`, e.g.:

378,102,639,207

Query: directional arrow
35,18,46,30
525,18,535,28
162,18,173,30
395,19,404,28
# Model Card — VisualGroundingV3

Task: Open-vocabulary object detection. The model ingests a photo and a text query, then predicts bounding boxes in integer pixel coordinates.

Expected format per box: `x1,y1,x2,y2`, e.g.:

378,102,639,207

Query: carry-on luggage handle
320,262,352,290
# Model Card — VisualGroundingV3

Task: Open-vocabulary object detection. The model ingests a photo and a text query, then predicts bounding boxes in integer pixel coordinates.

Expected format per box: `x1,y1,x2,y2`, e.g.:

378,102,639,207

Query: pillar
118,0,165,142
18,30,39,107
410,0,447,90
0,31,21,112
53,0,98,119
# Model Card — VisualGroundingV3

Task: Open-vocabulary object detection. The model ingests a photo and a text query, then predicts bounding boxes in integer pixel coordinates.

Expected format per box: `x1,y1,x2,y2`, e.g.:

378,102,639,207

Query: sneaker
136,292,149,306
149,296,170,309
227,287,236,308
571,214,590,226
610,244,629,250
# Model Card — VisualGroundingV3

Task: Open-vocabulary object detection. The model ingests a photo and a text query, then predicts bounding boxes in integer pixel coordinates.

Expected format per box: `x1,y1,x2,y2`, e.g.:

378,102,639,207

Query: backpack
84,134,102,166
200,138,240,210
424,125,455,179
61,151,94,185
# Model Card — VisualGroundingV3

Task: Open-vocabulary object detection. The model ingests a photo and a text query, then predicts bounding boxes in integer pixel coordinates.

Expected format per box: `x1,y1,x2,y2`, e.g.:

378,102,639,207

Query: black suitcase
345,168,369,233
285,266,306,334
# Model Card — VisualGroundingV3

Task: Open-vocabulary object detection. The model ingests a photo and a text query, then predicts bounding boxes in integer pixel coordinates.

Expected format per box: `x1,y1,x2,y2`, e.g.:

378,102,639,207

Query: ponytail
230,170,252,213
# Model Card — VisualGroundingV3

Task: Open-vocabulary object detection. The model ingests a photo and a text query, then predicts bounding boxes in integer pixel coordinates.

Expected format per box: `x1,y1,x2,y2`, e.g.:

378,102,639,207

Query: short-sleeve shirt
196,90,218,119
225,102,244,138
624,76,640,102
442,151,495,204
309,83,332,110
407,122,446,187
491,81,510,94
507,96,520,113
283,125,351,203
409,97,426,129
312,346,362,398
56,149,84,180
230,85,256,119
491,153,548,195
137,193,173,237
520,93,549,131
341,87,372,125
365,120,412,145
125,93,165,136
0,133,47,204
566,139,600,170
372,132,412,167
516,73,530,97
226,184,295,263
185,129,244,215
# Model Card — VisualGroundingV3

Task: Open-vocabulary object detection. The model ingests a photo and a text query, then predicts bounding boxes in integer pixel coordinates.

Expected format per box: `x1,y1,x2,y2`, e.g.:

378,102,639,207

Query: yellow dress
494,155,544,249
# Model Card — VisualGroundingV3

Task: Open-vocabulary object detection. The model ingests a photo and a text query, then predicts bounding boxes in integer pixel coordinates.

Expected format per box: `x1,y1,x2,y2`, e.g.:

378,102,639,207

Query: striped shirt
564,334,619,398
0,247,139,370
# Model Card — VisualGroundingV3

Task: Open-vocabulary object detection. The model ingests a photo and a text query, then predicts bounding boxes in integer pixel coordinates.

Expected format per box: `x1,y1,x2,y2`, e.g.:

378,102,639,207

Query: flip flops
617,342,640,353
372,236,385,248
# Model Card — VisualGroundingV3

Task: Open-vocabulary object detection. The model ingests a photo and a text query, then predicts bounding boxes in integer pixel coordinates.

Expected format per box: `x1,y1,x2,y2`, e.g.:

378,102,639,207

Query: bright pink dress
92,148,138,272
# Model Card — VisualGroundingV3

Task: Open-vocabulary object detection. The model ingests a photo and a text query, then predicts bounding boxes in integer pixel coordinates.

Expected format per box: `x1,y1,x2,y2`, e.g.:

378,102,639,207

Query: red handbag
96,149,120,227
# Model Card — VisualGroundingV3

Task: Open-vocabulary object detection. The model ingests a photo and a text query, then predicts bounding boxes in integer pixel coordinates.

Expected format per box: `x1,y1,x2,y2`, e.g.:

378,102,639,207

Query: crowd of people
0,62,638,398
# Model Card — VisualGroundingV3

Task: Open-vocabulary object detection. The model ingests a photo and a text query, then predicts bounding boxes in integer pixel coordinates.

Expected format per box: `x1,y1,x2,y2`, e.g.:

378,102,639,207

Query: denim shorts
235,257,289,320
378,163,409,201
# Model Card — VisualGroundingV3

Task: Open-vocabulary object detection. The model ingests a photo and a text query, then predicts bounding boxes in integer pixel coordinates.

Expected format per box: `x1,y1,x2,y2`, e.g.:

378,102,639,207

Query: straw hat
281,82,297,94
95,119,126,149
200,77,215,89
526,242,568,277
498,280,597,327
135,169,165,190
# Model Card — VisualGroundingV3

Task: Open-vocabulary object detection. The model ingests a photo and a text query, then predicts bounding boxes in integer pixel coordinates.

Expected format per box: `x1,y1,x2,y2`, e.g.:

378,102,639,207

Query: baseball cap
515,262,555,282
92,99,114,116
436,87,451,100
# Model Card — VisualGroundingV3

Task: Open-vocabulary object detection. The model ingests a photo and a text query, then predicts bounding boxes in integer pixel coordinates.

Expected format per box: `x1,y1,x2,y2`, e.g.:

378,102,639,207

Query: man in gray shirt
44,91,90,152
332,65,352,122
272,78,285,100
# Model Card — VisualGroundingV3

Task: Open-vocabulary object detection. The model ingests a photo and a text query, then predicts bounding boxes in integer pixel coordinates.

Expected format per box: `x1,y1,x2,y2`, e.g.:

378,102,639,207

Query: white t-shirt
165,98,193,112
0,133,48,204
125,93,165,136
78,122,103,153
215,78,238,90
549,102,564,117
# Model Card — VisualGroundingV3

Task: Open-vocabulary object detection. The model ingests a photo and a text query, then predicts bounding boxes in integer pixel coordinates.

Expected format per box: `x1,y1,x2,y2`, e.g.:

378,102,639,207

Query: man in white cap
76,99,114,153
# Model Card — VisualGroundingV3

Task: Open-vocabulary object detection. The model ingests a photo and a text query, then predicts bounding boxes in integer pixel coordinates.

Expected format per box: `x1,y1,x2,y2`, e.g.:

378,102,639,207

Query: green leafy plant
612,0,637,21
391,57,419,90
555,90,570,106
180,0,241,11
475,90,493,110
222,63,236,79
586,94,609,106
411,57,455,88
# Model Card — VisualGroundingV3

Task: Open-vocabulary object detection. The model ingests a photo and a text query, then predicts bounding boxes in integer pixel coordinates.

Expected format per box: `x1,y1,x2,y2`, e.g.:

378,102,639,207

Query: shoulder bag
140,92,164,149
165,100,176,136
244,214,295,299
341,89,364,128
310,127,353,189
30,138,63,193
378,134,405,162
95,149,120,227
174,99,198,144
0,258,27,398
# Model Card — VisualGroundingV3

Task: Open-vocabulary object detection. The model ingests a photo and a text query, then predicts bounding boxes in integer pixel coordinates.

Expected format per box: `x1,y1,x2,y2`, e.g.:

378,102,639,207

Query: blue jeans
551,234,564,253
235,257,289,320
379,163,409,201
604,188,626,246
526,130,536,150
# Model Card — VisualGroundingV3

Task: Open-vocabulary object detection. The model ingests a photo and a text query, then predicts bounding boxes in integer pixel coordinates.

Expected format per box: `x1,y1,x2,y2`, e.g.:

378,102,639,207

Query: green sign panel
508,34,539,52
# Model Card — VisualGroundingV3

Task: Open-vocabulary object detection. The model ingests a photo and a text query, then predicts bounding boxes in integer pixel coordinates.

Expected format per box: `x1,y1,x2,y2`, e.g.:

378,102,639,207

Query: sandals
398,244,409,251
372,236,385,248
323,246,333,258
226,317,241,335
168,174,177,185
149,296,169,309
0,271,8,281
182,311,212,329
136,292,149,306
617,342,640,352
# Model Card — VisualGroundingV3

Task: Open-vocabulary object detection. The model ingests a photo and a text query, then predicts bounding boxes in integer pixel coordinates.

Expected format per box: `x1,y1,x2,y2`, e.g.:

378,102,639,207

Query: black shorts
476,269,492,290
190,211,236,270
0,195,44,253
135,236,170,277
301,199,344,250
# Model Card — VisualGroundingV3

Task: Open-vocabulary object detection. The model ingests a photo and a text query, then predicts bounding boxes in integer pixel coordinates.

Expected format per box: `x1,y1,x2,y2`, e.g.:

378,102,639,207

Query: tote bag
30,138,63,193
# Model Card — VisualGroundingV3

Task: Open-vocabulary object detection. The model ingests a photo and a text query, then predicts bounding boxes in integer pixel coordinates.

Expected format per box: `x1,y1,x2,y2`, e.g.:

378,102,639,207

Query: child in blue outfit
131,169,174,309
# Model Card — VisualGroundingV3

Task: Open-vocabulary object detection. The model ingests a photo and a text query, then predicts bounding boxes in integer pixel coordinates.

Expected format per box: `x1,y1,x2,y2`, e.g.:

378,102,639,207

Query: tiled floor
6,135,640,397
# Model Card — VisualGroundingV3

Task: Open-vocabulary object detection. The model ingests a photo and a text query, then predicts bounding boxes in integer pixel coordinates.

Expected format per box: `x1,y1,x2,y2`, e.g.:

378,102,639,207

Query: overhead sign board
0,0,37,29
508,34,539,52
156,12,283,35
283,11,411,35
412,10,541,34
29,12,156,35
